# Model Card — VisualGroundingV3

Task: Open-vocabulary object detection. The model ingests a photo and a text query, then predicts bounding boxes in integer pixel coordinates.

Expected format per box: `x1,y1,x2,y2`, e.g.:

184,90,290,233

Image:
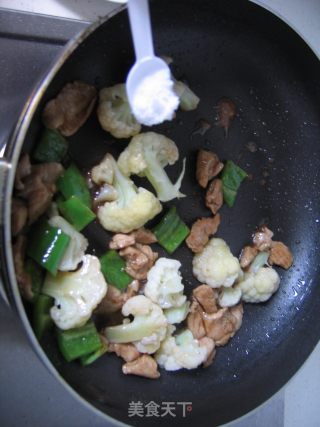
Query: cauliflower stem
144,147,186,202
104,295,167,354
105,318,159,343
249,251,269,273
118,132,186,202
112,154,138,208
174,80,200,111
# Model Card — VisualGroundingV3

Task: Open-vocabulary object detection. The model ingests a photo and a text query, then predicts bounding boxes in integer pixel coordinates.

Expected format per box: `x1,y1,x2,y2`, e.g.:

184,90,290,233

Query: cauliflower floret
218,286,242,307
156,328,210,371
144,258,186,309
193,238,242,288
135,330,167,354
97,83,141,139
118,132,186,202
96,154,162,233
91,154,114,185
43,255,107,330
98,187,161,233
164,301,190,325
238,267,280,303
48,215,88,271
104,295,168,354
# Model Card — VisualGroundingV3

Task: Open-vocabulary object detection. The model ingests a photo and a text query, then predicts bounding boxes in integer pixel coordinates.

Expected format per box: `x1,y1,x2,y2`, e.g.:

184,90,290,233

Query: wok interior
20,0,320,425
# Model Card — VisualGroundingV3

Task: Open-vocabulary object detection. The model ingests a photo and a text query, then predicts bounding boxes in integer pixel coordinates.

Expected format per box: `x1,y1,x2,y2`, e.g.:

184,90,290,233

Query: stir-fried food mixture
11,72,293,379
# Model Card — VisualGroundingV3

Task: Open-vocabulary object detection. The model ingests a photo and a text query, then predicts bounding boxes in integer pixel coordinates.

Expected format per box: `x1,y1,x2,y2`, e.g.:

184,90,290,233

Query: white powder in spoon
131,68,179,126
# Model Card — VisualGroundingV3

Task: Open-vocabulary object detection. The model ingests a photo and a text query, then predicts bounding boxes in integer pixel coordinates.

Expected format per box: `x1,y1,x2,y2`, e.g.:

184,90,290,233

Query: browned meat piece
132,244,158,280
230,304,243,330
21,175,55,225
196,149,224,188
11,198,28,236
187,285,243,348
136,244,158,264
239,245,258,269
192,284,218,314
203,303,243,346
126,279,140,294
18,162,63,225
95,285,123,314
95,280,139,315
14,157,63,224
187,285,218,339
109,228,157,251
131,228,157,245
120,244,158,280
122,355,160,379
42,81,97,136
187,300,206,340
186,214,221,253
108,343,141,363
119,246,148,269
216,98,237,136
12,235,32,301
253,226,274,251
269,241,293,269
14,154,31,190
109,233,136,250
205,179,223,215
199,337,216,368
31,163,64,185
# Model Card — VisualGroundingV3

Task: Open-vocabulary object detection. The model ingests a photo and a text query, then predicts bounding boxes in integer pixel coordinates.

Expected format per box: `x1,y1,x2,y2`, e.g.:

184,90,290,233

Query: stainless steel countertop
0,1,320,426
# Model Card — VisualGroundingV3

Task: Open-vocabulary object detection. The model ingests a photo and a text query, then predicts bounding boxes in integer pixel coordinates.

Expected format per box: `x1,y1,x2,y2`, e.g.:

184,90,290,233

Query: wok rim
0,5,129,427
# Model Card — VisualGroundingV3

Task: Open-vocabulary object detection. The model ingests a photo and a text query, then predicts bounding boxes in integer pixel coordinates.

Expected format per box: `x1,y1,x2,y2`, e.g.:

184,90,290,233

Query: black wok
1,0,320,426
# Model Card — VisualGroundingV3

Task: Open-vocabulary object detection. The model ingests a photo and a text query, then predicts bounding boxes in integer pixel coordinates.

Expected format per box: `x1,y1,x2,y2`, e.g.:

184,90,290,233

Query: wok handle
0,158,11,305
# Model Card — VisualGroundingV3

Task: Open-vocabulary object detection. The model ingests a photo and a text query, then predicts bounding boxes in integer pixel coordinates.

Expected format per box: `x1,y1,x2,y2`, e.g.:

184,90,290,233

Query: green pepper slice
221,160,247,207
27,221,70,275
153,206,190,254
58,196,96,231
56,321,101,362
25,258,44,300
80,338,108,366
32,128,68,163
99,250,132,291
57,163,91,208
33,294,53,340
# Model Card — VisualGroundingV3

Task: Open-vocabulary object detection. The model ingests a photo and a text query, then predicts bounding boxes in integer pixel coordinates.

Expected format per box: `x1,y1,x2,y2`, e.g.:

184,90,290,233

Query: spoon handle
127,0,154,61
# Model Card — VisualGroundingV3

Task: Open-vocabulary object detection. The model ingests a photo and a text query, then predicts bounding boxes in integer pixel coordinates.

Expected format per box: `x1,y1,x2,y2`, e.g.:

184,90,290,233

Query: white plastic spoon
126,0,179,126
